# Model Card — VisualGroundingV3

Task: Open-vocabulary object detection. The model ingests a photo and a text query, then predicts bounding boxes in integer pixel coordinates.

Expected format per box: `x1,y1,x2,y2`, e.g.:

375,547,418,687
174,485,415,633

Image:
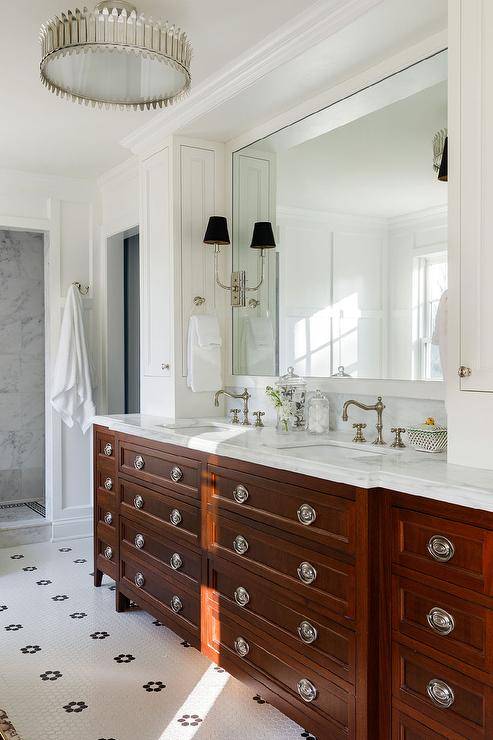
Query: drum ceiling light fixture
39,1,192,110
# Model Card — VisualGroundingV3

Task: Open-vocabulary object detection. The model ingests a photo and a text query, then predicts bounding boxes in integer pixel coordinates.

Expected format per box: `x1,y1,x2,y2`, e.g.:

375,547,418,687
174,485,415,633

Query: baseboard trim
51,516,93,542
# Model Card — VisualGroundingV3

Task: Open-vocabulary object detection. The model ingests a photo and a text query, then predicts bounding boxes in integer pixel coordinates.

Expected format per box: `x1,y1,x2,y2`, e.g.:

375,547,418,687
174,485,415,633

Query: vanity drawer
392,707,452,739
118,439,201,499
121,517,201,591
95,467,117,508
96,535,118,581
209,464,356,557
392,643,493,739
206,602,354,740
208,513,355,621
392,575,493,674
392,508,493,597
121,555,200,631
120,479,200,548
208,556,355,683
94,427,116,470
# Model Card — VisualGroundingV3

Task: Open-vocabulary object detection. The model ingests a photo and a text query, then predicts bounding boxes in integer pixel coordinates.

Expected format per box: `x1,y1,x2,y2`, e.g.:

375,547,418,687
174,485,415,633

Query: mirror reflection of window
232,50,448,381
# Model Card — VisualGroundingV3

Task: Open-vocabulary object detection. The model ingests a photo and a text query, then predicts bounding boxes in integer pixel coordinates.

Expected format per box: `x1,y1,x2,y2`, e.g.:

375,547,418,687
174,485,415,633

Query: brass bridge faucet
342,396,386,446
214,388,251,426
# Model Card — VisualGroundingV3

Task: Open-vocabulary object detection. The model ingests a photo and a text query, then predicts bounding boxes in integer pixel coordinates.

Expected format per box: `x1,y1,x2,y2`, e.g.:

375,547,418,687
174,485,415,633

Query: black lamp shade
250,221,276,250
203,216,230,245
438,136,448,182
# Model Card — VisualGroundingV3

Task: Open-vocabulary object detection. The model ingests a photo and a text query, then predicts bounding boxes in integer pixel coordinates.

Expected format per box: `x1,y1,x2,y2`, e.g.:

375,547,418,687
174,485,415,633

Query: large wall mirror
232,50,448,381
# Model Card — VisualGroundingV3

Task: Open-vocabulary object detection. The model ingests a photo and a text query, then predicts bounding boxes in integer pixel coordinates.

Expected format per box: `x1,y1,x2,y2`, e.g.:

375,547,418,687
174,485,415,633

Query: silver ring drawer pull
103,546,113,560
297,678,318,703
133,494,144,510
170,595,183,613
297,504,317,526
104,477,113,491
234,586,250,607
133,455,145,470
427,607,455,636
103,442,113,456
233,484,249,504
297,620,318,645
234,636,250,657
170,509,183,526
170,553,183,571
233,535,249,555
134,534,145,550
103,512,113,526
427,535,455,563
134,572,145,588
170,466,184,483
426,678,455,708
297,561,317,585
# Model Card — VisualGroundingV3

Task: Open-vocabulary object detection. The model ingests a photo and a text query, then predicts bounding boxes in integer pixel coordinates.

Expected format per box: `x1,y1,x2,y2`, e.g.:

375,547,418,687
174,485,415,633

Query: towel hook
73,282,90,296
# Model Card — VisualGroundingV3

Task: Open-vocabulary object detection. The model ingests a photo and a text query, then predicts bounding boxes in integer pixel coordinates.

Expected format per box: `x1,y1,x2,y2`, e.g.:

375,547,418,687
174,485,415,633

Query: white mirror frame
225,30,448,401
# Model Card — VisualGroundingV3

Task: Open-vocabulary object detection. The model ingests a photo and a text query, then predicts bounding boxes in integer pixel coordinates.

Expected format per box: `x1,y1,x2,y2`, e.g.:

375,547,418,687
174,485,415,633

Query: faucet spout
341,396,386,445
213,388,251,425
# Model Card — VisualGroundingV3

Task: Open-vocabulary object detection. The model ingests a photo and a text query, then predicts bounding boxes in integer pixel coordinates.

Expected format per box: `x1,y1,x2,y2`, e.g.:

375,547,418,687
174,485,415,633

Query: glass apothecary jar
277,367,307,431
307,390,330,435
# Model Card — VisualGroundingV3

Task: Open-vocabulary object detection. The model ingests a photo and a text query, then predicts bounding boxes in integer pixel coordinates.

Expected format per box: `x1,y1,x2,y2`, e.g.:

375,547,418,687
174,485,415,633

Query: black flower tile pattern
90,631,109,640
5,624,22,632
301,732,317,739
180,640,190,648
22,566,37,572
214,666,225,674
98,737,118,740
20,645,41,654
73,559,87,564
40,670,63,681
0,605,7,612
62,701,87,713
69,613,87,620
10,554,24,560
142,681,166,693
252,694,267,705
114,654,135,664
58,548,72,553
108,585,116,592
178,714,203,727
36,580,52,586
51,595,69,602
152,619,163,627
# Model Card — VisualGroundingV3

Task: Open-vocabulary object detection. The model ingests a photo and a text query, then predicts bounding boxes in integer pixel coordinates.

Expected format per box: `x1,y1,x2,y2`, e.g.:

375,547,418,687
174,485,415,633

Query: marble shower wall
225,386,446,436
0,230,45,503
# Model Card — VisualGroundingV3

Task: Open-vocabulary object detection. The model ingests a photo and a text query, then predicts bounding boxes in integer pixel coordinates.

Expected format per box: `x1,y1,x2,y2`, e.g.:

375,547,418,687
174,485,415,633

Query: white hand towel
187,314,222,393
243,316,275,375
51,284,96,433
248,316,274,348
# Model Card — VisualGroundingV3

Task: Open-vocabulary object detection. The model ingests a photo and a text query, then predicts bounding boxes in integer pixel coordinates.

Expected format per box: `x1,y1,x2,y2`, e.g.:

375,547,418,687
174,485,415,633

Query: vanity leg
116,588,130,613
94,568,103,587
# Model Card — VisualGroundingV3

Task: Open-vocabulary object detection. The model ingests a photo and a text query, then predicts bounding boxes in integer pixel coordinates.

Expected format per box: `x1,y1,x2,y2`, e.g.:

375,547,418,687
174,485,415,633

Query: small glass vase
276,409,291,434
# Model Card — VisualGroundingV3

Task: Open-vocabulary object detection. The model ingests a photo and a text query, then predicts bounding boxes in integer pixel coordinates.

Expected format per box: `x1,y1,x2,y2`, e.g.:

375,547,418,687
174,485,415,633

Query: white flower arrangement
265,385,293,432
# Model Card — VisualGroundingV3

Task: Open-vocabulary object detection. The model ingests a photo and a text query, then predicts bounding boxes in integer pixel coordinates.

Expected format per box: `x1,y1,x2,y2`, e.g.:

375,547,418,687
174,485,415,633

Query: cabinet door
456,0,493,391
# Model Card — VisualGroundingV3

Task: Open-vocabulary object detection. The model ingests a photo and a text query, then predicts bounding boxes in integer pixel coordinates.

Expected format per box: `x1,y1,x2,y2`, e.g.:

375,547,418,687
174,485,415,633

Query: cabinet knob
134,572,145,588
297,504,317,526
297,620,318,645
427,535,455,563
234,636,250,657
427,607,455,636
170,595,183,613
134,534,145,550
133,455,145,470
170,466,183,483
297,678,318,703
104,477,113,491
133,494,144,510
233,484,249,504
162,363,170,371
169,508,182,526
233,535,249,555
103,442,113,457
104,546,113,560
426,678,455,708
169,553,183,571
234,586,250,607
458,365,472,378
103,512,113,526
297,561,317,585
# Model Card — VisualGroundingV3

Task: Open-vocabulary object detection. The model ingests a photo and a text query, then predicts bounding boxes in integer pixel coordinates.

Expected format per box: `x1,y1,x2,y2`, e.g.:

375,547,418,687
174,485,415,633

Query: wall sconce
203,217,276,307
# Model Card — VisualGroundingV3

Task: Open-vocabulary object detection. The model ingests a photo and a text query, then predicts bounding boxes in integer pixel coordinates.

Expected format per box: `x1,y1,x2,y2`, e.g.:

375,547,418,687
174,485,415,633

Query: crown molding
97,155,139,189
120,0,384,157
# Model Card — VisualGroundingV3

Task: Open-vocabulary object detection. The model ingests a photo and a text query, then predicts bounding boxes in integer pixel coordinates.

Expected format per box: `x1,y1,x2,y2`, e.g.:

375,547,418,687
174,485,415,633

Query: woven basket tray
407,426,447,453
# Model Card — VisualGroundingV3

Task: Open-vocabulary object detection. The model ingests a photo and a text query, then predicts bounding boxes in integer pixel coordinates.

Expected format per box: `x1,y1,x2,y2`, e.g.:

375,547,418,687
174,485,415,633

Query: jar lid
278,366,306,387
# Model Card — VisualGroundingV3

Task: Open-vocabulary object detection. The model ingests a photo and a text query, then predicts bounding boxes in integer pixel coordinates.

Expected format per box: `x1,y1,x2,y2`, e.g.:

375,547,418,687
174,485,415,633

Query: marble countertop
93,414,493,512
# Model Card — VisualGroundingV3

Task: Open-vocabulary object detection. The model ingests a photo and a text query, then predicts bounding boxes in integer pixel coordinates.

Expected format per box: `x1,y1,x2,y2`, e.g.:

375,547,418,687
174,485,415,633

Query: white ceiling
0,0,319,178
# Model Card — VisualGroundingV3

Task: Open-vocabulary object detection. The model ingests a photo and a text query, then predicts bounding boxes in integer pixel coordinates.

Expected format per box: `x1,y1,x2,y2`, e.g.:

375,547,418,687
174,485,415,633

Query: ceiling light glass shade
39,3,192,110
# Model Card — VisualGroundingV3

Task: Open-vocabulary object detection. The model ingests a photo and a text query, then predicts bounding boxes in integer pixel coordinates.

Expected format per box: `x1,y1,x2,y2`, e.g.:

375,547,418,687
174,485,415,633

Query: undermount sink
261,431,402,456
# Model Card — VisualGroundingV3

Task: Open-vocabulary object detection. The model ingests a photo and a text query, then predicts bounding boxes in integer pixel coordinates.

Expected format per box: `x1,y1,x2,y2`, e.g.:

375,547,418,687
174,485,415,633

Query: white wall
0,168,99,540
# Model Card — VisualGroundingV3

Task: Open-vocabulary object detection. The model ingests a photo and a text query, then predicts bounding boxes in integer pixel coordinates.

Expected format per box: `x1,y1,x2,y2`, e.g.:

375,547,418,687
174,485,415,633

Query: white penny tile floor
0,539,316,740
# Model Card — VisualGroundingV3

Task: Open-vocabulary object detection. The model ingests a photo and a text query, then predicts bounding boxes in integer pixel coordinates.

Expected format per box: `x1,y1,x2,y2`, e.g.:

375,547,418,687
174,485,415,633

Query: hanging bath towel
187,314,223,393
51,284,96,433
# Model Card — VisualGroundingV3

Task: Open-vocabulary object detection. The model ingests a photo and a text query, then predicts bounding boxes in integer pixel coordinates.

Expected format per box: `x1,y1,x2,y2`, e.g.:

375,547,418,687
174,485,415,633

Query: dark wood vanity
93,424,493,739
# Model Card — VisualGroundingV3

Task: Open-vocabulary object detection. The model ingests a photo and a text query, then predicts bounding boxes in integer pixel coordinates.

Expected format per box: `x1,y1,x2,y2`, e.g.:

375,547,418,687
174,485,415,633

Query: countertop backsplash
224,386,446,434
